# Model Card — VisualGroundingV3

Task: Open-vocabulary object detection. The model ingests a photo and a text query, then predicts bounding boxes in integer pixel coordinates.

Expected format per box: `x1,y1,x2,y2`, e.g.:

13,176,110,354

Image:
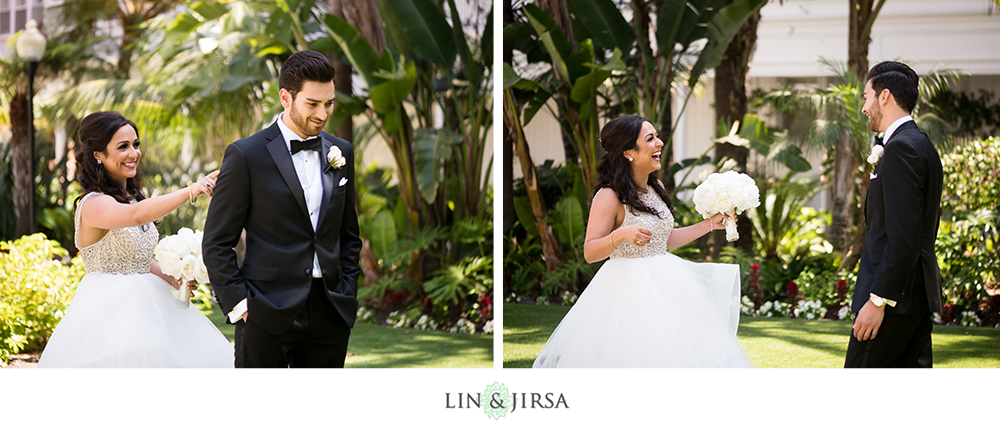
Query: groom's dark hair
279,50,336,99
867,61,919,114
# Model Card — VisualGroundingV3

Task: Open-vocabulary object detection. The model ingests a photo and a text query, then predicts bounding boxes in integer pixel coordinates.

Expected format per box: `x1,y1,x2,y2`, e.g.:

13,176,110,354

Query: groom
845,61,943,368
203,50,362,368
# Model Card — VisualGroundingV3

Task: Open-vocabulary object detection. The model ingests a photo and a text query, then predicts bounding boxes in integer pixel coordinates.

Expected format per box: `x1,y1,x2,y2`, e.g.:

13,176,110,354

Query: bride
533,115,753,368
38,111,233,368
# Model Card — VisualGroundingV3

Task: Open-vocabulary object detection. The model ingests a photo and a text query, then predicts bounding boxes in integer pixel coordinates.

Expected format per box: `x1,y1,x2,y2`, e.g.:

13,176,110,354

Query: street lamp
15,19,46,234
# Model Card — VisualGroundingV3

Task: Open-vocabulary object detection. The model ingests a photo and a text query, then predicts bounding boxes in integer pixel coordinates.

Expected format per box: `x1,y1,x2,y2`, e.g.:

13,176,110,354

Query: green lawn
206,307,492,368
503,302,1000,368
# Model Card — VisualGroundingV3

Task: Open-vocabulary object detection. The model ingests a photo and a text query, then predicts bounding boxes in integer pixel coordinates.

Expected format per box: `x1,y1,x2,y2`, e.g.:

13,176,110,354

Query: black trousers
234,279,352,368
845,282,933,368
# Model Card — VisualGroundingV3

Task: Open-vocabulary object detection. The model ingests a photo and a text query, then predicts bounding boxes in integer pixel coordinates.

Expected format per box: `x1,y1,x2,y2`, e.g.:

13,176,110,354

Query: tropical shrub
505,161,599,303
935,136,1000,326
356,163,493,333
0,233,85,365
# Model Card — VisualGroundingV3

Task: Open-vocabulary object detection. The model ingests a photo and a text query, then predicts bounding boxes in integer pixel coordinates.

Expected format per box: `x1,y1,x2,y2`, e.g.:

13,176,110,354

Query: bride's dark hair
594,115,672,217
73,111,147,210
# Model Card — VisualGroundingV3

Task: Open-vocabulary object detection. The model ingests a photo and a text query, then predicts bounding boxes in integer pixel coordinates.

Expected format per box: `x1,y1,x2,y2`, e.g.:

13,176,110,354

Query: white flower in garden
960,311,979,327
483,320,493,334
807,313,815,320
868,145,884,165
358,307,372,322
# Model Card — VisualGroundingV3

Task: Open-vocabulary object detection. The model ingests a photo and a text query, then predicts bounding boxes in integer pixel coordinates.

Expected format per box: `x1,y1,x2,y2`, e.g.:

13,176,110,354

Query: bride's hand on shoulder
708,214,729,231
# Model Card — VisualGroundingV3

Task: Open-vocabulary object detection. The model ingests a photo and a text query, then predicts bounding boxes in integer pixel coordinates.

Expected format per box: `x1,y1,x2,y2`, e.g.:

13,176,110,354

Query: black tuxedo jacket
852,121,943,315
202,121,362,335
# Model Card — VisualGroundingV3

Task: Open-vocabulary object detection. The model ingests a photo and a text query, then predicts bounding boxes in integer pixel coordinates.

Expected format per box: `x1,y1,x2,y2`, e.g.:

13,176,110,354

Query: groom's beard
868,103,883,133
289,104,327,137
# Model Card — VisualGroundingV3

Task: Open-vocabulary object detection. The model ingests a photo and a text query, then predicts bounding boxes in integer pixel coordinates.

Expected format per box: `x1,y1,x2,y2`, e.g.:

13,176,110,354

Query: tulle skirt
533,253,753,368
38,272,234,368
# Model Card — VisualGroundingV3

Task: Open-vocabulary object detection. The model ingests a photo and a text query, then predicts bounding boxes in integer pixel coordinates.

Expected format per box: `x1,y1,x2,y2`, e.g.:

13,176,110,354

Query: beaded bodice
608,188,674,259
75,192,157,275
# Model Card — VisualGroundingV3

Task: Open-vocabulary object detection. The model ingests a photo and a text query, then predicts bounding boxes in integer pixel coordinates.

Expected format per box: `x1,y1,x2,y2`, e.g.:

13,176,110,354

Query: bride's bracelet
609,229,618,250
186,183,196,205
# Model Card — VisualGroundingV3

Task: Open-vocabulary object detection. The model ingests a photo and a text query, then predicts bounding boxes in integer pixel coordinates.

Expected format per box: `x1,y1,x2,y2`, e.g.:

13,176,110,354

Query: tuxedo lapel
865,120,917,224
265,134,310,220
317,136,336,229
864,155,883,225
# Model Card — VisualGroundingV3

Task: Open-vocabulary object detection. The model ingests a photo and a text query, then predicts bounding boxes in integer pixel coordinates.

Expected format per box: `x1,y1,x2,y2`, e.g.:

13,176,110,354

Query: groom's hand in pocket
240,311,248,323
853,300,885,341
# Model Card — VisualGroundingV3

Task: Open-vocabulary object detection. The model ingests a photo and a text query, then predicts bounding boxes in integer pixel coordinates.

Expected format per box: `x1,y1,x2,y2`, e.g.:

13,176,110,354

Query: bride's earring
627,156,634,162
96,159,102,165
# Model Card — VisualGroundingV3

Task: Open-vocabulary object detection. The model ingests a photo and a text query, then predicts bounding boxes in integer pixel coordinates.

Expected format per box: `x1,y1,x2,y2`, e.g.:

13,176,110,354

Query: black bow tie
874,135,884,146
291,137,322,154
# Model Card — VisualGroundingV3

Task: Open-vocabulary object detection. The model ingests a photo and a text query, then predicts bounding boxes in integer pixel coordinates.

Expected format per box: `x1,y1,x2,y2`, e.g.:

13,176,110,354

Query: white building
2,0,492,187
513,0,1000,209
0,0,56,55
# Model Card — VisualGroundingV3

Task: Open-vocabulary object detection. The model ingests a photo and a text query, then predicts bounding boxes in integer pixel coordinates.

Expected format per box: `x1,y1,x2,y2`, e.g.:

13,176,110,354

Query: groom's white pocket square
870,172,878,180
339,178,348,186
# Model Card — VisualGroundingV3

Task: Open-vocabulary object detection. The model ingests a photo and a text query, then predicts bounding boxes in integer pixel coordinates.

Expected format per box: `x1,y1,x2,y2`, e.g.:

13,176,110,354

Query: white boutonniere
867,144,884,166
327,146,346,170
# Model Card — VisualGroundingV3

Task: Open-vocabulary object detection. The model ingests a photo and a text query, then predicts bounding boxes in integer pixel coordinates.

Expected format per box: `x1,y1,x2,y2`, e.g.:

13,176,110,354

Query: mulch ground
2,353,39,368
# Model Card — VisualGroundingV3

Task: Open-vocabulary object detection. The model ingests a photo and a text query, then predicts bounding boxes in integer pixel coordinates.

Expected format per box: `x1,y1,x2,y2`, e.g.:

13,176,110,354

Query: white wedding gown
37,192,234,368
533,189,753,368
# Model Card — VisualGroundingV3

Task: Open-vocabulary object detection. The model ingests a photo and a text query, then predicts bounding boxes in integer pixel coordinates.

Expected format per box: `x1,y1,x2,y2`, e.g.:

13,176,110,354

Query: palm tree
2,18,115,239
754,59,959,272
49,0,185,77
713,0,762,252
508,0,767,196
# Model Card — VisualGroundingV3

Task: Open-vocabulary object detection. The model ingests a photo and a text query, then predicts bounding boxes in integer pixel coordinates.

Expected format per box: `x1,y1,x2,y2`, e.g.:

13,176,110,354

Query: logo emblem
480,382,512,420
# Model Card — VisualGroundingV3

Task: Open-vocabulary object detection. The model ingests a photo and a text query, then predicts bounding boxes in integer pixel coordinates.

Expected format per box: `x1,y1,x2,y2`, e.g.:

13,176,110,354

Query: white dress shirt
883,115,913,144
227,113,324,323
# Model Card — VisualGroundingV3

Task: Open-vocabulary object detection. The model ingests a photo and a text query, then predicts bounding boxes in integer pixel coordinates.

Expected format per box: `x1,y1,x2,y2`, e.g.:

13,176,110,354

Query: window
2,0,45,35
14,0,27,35
31,3,41,27
0,0,9,35
14,8,25,32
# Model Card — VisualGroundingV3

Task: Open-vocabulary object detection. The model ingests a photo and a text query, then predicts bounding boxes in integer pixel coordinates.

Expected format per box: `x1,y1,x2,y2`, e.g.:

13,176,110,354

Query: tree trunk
658,92,675,192
329,0,354,142
343,0,386,55
10,91,34,237
712,5,759,254
828,139,857,255
840,0,884,272
558,108,579,169
536,0,581,185
118,15,137,76
504,90,564,272
503,0,515,232
536,0,575,52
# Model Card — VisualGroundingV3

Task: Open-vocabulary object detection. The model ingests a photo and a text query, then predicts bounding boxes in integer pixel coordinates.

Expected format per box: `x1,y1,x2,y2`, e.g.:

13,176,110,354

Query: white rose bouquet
692,171,761,241
154,227,210,306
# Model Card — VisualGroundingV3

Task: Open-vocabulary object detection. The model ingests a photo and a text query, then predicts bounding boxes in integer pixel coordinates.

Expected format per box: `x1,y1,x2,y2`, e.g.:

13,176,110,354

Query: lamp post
15,19,46,234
